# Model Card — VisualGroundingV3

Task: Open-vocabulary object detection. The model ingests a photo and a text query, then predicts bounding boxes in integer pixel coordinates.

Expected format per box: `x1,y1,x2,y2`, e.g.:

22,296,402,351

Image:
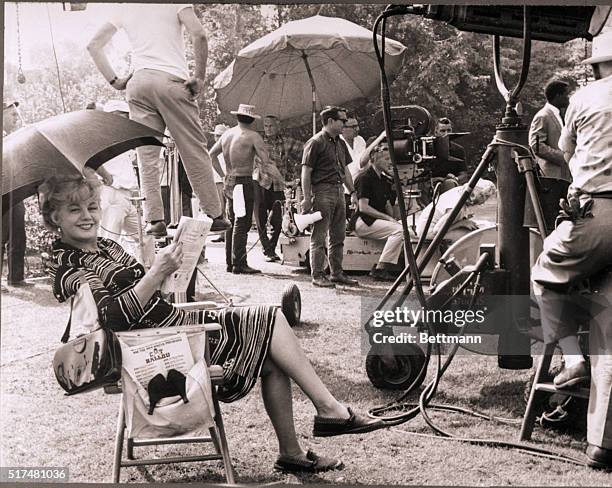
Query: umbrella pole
301,52,317,136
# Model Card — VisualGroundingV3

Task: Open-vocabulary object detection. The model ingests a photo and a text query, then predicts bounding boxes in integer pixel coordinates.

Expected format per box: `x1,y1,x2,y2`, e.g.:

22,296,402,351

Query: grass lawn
1,195,611,485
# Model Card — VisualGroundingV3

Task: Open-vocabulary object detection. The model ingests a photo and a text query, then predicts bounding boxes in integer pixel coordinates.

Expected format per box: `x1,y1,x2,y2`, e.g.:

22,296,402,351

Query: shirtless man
210,104,282,274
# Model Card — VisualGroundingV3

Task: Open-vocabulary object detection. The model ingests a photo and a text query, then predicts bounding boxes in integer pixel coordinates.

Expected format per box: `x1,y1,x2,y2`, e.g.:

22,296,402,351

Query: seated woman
39,171,384,474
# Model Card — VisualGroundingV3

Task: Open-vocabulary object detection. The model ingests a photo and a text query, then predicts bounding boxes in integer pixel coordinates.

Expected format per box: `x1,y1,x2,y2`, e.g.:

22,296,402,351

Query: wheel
281,283,301,327
365,345,426,390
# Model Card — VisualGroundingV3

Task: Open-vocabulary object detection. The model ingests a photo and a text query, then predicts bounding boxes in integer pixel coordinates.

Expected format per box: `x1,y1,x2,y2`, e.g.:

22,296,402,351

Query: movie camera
384,104,450,166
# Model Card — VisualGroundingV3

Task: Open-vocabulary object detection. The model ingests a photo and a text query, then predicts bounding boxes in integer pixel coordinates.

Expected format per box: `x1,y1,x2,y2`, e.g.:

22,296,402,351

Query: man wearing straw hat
87,4,229,237
531,29,612,470
210,104,282,274
2,100,32,290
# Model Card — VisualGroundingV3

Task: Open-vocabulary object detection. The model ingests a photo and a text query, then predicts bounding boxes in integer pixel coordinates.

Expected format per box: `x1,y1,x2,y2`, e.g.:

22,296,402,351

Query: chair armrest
173,301,223,311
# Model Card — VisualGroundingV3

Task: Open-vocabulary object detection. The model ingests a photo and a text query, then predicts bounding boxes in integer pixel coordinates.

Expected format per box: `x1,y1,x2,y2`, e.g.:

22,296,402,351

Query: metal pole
301,51,317,136
167,137,187,303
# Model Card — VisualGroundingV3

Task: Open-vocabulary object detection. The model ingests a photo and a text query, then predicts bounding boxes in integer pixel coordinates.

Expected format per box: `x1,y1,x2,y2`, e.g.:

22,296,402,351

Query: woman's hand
149,242,183,280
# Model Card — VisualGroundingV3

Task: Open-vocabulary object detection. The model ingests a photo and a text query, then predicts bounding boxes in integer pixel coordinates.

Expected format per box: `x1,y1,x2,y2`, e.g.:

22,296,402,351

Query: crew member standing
210,124,229,243
2,101,32,289
531,30,612,470
528,79,572,181
87,3,229,237
301,106,358,288
97,100,154,267
210,104,282,275
253,115,303,262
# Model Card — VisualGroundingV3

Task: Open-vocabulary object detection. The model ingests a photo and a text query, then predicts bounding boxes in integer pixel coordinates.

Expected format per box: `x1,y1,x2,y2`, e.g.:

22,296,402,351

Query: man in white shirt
341,117,367,182
528,79,572,181
210,124,229,243
87,4,229,237
531,30,612,470
96,100,153,267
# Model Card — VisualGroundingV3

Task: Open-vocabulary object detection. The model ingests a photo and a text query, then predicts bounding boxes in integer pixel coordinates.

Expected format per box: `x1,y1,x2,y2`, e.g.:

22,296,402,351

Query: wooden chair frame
109,315,235,484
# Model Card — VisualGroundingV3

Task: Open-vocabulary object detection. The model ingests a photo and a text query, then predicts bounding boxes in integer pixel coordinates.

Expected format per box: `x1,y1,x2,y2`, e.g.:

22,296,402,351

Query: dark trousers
225,177,255,269
1,201,26,283
253,183,284,256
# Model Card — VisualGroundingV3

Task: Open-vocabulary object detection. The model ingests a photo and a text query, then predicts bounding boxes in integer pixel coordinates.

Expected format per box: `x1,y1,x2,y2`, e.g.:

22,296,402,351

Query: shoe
330,273,359,286
553,361,590,389
7,280,35,288
226,265,233,273
586,444,612,471
146,221,167,237
313,407,386,437
312,276,335,288
274,449,344,474
232,265,261,275
265,252,281,262
212,235,225,243
147,373,168,415
210,217,231,232
166,369,189,404
369,268,397,282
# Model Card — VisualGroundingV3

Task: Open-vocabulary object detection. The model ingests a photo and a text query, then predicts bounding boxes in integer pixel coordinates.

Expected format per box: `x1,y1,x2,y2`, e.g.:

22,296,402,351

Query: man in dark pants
210,104,280,274
253,115,303,262
2,101,31,289
301,106,358,288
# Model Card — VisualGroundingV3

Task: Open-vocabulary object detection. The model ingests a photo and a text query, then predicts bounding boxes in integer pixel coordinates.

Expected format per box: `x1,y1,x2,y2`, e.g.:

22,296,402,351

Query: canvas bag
116,326,216,439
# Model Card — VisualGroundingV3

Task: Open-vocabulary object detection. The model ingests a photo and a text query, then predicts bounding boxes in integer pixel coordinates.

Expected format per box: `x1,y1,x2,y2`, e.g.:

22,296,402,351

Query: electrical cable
366,6,589,467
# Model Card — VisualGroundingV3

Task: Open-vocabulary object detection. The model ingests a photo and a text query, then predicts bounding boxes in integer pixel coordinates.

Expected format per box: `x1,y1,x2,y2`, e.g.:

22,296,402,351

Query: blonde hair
38,169,101,233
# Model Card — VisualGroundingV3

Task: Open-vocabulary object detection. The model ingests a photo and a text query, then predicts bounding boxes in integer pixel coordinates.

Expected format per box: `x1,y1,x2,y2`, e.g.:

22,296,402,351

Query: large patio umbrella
2,110,164,211
213,15,407,133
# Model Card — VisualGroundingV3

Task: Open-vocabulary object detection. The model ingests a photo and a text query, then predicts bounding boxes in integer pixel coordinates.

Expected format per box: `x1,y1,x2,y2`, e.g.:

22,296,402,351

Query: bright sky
5,3,132,67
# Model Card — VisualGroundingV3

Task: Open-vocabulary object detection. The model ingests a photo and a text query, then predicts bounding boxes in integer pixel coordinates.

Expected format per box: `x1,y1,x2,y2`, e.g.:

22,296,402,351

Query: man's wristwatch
109,76,118,86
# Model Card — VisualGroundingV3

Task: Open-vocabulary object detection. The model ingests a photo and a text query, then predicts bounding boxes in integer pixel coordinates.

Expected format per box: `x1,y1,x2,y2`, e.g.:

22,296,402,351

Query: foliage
3,4,591,262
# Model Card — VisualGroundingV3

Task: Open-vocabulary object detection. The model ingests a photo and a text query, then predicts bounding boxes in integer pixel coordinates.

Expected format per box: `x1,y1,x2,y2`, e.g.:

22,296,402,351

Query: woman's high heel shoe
147,373,167,415
167,369,189,404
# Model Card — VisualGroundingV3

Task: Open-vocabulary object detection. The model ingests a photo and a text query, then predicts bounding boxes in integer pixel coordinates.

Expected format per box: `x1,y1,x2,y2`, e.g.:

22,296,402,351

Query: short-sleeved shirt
355,166,396,226
110,4,192,80
558,75,612,194
302,130,351,187
431,141,468,178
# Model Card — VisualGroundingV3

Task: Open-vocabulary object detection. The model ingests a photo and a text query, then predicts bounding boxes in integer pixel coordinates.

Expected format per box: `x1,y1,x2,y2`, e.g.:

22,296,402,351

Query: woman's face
52,195,100,246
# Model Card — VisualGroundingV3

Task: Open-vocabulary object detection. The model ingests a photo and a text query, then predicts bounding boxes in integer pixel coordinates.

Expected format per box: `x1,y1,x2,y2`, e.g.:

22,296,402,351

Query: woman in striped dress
39,172,384,474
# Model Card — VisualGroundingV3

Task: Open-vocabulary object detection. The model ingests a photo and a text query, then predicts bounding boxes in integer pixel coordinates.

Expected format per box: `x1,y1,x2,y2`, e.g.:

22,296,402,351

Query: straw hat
230,103,261,119
582,30,612,65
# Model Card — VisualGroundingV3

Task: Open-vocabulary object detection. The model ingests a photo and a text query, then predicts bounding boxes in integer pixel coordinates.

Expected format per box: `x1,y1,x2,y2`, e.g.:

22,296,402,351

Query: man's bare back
221,126,263,177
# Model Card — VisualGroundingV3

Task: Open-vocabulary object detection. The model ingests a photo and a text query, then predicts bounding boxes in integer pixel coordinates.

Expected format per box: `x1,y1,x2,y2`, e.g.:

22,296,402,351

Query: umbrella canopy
213,15,407,131
2,110,164,210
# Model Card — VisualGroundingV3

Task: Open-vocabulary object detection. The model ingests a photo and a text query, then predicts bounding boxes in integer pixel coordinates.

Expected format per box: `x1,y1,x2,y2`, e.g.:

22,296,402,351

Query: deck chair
108,311,234,484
